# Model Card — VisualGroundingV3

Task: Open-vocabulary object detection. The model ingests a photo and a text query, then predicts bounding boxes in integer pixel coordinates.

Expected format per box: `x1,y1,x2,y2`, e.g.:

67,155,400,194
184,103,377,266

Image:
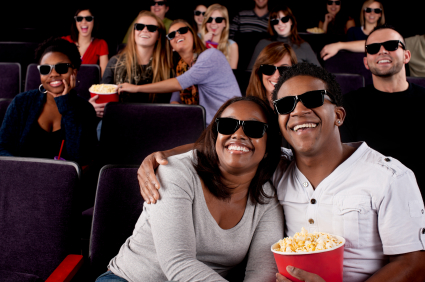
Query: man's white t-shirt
273,142,425,282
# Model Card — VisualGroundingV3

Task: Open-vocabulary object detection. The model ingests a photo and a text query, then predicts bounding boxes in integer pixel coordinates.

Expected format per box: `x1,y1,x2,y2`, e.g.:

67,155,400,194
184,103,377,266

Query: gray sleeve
101,56,118,84
247,40,270,71
243,192,284,282
176,49,216,89
299,42,321,66
149,160,228,282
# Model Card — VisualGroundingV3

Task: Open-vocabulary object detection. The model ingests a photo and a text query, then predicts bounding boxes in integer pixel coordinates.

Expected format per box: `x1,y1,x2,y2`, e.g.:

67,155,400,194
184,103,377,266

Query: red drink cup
271,235,345,282
89,84,119,103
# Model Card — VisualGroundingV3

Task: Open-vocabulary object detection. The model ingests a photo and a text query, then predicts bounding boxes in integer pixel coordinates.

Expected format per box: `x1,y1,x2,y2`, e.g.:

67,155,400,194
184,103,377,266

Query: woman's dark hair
272,62,343,106
70,8,97,42
268,5,304,46
194,96,282,204
35,37,82,70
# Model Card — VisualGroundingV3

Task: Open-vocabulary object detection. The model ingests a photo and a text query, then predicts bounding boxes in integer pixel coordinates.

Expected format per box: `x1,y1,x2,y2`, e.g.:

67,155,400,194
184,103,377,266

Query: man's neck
136,45,154,65
254,6,268,17
372,70,409,93
294,139,356,189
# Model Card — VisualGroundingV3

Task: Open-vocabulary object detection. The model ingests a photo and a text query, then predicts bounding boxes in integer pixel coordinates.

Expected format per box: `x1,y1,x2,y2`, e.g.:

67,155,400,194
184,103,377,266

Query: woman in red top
62,8,109,77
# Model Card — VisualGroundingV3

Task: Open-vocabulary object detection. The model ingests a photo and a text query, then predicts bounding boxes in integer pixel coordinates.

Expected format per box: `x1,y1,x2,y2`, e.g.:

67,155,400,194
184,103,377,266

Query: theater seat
100,103,205,166
333,73,365,95
0,157,83,281
0,99,13,126
407,76,425,88
0,63,21,98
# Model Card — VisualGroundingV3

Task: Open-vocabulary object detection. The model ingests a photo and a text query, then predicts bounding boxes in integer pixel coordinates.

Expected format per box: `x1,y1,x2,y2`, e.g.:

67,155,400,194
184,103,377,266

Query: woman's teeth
50,81,63,87
177,39,184,43
228,145,250,152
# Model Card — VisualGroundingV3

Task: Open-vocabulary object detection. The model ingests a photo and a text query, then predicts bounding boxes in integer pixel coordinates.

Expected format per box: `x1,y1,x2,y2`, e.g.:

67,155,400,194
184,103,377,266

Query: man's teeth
378,60,391,64
293,123,317,132
228,145,250,152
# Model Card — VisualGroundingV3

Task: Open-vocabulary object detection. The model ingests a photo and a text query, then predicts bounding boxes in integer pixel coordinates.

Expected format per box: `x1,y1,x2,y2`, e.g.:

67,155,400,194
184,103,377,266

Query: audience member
406,34,425,77
201,4,238,69
246,42,297,107
122,0,172,43
138,63,425,282
0,38,97,166
229,0,269,40
62,8,109,76
119,20,241,125
347,0,385,41
96,96,284,282
340,24,425,196
318,0,355,36
192,4,207,36
248,5,320,71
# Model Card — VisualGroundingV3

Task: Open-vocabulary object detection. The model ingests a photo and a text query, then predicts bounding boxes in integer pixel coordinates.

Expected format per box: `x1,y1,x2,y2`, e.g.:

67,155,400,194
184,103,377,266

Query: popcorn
89,84,118,94
306,27,325,34
273,227,342,253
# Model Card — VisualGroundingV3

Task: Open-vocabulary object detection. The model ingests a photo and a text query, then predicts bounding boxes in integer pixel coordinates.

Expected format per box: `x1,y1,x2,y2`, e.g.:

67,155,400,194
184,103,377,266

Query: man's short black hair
366,23,405,44
35,37,81,70
272,63,343,107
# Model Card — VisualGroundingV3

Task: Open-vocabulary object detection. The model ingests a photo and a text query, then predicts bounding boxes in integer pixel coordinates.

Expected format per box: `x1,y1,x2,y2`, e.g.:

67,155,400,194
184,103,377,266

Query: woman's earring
39,84,47,94
337,120,341,125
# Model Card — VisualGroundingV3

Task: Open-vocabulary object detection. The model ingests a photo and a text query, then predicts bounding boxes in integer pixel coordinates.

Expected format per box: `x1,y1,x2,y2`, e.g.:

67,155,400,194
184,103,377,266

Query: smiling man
340,24,425,199
272,63,425,282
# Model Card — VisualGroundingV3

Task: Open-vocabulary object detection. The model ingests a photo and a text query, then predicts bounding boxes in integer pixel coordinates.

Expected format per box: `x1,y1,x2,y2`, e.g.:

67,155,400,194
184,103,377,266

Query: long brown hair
360,0,385,28
167,19,206,67
268,5,304,46
200,4,231,60
118,11,171,101
246,42,297,104
194,96,281,204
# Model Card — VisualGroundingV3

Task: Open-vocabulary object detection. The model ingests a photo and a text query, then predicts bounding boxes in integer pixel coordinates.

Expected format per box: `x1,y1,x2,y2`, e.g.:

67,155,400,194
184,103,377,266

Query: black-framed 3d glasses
215,117,268,138
365,40,405,55
166,27,189,40
273,90,332,115
151,1,166,6
270,16,290,26
74,16,94,22
364,7,382,13
37,63,73,75
194,10,205,16
206,17,225,24
260,65,289,76
327,1,341,5
134,23,159,32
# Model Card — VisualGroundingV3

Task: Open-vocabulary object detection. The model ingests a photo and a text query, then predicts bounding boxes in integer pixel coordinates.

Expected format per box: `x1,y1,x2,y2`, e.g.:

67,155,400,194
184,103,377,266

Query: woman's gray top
108,151,284,282
247,36,321,71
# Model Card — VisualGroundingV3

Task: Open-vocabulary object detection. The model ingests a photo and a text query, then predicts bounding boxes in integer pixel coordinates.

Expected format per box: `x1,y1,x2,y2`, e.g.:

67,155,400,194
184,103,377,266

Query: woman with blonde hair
119,19,241,126
200,4,238,69
248,5,319,71
247,42,297,107
347,0,385,41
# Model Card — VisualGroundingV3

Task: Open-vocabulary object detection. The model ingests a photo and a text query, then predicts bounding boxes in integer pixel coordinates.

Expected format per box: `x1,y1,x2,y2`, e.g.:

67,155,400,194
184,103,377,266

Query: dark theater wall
0,0,422,54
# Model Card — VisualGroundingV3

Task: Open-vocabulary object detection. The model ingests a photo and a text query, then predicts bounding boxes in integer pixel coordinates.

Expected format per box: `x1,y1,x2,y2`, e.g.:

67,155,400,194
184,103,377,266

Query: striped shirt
229,10,269,40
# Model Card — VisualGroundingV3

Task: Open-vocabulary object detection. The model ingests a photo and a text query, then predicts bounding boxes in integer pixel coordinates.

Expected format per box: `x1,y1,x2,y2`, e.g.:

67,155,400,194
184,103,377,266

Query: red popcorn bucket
89,84,119,103
271,235,345,282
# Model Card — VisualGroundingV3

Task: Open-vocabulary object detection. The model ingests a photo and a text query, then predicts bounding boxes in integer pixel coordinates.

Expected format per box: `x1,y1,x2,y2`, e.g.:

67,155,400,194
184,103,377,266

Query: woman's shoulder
13,89,43,104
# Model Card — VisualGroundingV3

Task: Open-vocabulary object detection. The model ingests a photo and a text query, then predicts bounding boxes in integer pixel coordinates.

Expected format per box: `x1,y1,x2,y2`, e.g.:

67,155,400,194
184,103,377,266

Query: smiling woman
96,96,284,282
62,8,109,77
0,38,97,166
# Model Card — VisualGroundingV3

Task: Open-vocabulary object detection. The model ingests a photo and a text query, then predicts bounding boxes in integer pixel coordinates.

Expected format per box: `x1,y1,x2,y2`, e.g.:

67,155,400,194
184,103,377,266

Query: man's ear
363,56,370,70
335,106,346,126
404,49,411,64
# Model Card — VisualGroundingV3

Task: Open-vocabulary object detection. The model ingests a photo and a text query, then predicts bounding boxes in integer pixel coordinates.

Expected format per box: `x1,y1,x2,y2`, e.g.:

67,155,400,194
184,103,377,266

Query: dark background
0,0,422,56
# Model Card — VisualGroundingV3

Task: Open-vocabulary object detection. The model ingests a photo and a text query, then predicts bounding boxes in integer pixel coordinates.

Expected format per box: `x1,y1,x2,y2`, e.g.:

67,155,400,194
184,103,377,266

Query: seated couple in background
136,62,425,282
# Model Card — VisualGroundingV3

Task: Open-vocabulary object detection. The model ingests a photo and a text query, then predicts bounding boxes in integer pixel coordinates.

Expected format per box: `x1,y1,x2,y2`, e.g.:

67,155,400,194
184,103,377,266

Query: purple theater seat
0,63,21,99
333,73,365,95
407,76,425,88
323,51,373,86
0,157,81,281
25,64,100,100
89,165,143,279
100,103,205,165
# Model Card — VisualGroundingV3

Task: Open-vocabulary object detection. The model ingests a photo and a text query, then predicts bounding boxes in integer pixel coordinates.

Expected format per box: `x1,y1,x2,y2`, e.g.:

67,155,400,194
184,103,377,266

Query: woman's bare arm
138,143,194,203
